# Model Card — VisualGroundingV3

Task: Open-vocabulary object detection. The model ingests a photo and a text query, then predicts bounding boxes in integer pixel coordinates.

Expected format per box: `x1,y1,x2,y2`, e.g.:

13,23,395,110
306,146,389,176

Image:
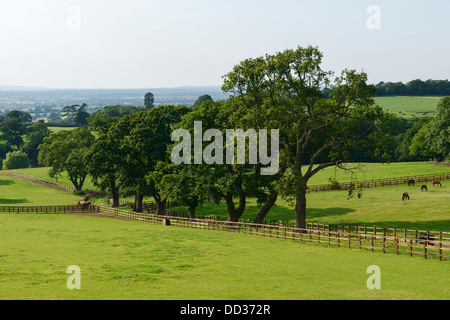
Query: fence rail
307,172,450,192
0,205,95,214
435,161,450,168
94,205,450,261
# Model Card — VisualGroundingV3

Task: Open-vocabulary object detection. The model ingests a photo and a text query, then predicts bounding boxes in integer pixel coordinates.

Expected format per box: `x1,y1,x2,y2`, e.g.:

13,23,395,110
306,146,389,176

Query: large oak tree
222,45,390,229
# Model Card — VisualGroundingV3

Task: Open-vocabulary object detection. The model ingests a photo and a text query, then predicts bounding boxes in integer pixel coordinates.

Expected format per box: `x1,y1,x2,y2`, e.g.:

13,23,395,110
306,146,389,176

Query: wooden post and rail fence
1,204,448,261
0,172,102,196
306,172,450,192
92,205,450,262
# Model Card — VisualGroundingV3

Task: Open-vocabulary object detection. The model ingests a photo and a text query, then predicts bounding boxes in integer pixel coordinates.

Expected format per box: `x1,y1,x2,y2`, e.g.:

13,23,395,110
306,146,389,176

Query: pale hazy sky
0,0,449,89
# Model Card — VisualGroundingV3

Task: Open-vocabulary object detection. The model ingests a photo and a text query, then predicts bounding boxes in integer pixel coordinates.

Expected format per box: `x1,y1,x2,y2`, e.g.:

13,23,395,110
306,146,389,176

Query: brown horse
432,180,442,187
402,192,410,200
420,185,428,192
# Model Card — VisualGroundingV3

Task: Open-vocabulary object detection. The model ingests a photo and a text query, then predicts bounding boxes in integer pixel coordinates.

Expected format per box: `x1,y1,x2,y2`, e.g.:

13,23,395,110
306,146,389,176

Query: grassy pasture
7,161,449,195
374,96,443,118
0,213,448,300
172,184,450,232
47,126,77,133
306,161,450,185
4,167,97,191
0,175,84,206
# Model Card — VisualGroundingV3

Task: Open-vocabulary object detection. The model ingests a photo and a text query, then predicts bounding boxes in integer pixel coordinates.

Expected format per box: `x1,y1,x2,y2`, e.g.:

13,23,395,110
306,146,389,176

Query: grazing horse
432,180,442,187
408,179,415,186
420,185,428,192
418,233,435,246
402,192,410,200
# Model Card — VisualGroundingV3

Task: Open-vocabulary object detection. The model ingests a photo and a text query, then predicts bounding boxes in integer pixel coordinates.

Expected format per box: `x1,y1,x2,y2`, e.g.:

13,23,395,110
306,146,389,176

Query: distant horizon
0,84,224,92
1,79,449,93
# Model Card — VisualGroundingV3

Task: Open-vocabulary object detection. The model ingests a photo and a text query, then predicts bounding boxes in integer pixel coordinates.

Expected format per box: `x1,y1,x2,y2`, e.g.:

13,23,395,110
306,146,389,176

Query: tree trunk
155,198,167,216
254,190,278,224
225,193,246,222
188,206,195,219
134,194,144,212
295,188,307,231
111,187,120,208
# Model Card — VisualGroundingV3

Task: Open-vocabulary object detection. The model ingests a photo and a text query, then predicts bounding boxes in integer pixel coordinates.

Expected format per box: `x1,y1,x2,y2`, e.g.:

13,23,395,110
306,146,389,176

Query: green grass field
4,167,97,191
0,171,448,300
374,96,443,118
172,184,450,232
47,126,77,133
307,161,450,185
0,213,448,300
0,175,85,206
6,162,449,193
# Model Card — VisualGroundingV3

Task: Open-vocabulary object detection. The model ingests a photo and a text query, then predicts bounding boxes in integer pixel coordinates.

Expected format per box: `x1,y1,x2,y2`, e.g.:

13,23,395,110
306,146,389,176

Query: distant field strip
0,171,102,195
307,172,450,192
94,205,450,261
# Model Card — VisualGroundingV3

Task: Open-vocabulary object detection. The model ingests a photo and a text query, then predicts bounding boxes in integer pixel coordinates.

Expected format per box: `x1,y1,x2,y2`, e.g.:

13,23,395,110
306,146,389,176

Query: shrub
2,151,30,170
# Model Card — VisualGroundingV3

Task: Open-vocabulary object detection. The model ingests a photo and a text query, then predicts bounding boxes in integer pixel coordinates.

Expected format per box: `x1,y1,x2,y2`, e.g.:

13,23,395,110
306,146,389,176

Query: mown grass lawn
0,213,448,300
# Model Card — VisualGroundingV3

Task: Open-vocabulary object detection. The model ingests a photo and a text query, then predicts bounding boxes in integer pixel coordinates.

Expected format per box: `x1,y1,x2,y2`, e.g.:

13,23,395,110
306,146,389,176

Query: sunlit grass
0,214,448,300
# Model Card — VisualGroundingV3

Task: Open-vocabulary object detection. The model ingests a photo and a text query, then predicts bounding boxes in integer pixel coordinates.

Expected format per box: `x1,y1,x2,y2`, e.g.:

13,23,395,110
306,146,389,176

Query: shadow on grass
0,198,29,205
177,202,355,222
0,179,15,186
334,219,450,233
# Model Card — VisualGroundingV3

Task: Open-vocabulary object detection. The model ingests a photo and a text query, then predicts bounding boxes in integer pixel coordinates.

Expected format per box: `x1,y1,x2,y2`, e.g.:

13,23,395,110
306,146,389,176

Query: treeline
31,46,450,230
375,79,450,96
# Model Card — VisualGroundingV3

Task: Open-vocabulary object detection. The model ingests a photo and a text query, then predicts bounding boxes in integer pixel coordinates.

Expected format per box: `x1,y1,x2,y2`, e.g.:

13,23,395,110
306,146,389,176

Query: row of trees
34,46,450,229
37,46,390,229
375,79,450,96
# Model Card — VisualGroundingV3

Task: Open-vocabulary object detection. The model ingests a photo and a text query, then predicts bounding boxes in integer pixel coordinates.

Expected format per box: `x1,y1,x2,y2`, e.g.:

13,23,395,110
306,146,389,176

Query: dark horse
432,180,442,187
402,192,410,200
408,179,415,186
421,185,428,192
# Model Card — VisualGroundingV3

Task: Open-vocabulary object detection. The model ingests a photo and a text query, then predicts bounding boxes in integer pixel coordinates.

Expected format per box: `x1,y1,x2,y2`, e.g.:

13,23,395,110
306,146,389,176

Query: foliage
2,150,30,169
62,103,90,125
85,116,123,206
91,105,141,118
38,127,95,191
144,92,155,108
192,94,213,107
375,79,450,96
222,45,389,228
110,105,191,212
23,121,51,165
427,96,450,160
0,118,27,150
6,110,32,123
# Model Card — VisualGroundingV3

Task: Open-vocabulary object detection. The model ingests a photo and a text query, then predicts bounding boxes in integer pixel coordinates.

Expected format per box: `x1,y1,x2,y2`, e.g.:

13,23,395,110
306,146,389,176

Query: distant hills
0,85,229,110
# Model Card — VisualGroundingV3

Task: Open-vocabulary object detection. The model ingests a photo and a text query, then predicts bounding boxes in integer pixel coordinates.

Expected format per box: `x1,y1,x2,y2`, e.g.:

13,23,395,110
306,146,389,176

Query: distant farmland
374,96,443,118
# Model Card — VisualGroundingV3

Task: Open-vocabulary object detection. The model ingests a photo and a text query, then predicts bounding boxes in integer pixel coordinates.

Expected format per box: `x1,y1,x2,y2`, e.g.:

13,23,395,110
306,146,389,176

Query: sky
0,0,449,89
